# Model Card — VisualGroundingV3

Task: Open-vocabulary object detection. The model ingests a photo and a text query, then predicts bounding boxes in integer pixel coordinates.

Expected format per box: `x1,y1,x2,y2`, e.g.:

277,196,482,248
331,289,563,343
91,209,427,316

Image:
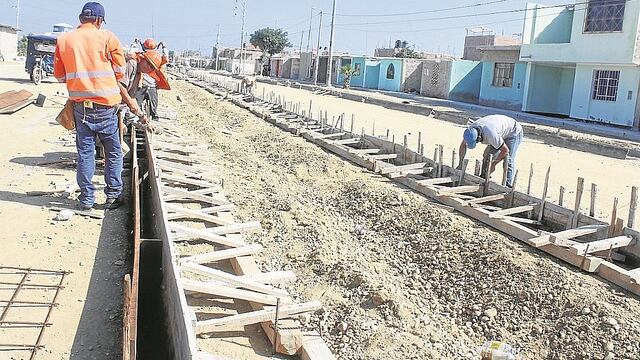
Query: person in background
458,114,524,188
134,38,168,120
54,2,145,210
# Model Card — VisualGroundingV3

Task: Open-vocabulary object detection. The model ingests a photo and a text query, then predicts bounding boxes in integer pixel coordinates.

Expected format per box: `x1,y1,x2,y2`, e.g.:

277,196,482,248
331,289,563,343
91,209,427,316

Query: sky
0,0,569,57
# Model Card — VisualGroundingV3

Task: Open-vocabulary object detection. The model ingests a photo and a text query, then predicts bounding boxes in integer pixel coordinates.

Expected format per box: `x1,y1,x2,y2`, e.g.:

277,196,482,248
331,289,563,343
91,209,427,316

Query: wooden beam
550,224,608,244
500,216,542,225
437,185,481,196
569,236,634,256
181,262,289,297
195,301,322,334
385,167,432,179
379,162,428,175
417,176,458,186
165,203,235,226
161,173,220,189
629,186,638,229
162,186,225,203
537,166,551,222
462,193,506,206
364,153,397,160
331,138,360,145
166,204,234,220
299,331,336,360
182,278,285,305
315,132,345,139
170,223,245,247
242,271,296,285
349,148,380,154
489,204,536,218
180,244,263,264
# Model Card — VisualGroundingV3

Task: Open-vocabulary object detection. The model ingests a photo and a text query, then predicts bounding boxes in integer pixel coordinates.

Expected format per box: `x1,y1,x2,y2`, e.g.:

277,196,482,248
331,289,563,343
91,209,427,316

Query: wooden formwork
183,71,640,299
133,107,333,359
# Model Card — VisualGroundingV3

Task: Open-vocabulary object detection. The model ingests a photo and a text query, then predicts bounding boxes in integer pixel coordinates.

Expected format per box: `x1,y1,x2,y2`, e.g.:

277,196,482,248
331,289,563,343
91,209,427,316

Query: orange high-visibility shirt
53,23,126,106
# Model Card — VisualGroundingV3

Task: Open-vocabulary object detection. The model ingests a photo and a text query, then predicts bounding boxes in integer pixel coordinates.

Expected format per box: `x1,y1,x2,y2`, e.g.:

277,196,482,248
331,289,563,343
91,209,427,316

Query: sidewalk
241,72,640,146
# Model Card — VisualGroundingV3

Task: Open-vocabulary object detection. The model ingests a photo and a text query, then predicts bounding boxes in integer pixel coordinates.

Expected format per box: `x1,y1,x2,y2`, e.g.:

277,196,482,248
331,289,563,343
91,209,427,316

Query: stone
54,209,74,221
581,307,591,315
484,308,498,319
604,342,614,352
605,317,618,327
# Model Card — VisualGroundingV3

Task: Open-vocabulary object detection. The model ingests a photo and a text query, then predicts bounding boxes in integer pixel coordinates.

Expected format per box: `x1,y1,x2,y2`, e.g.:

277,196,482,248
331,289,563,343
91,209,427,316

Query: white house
0,24,18,61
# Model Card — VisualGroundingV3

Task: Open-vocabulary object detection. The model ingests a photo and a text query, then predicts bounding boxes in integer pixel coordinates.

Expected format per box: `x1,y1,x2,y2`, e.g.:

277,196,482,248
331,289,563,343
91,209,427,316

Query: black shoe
105,197,123,210
78,203,93,211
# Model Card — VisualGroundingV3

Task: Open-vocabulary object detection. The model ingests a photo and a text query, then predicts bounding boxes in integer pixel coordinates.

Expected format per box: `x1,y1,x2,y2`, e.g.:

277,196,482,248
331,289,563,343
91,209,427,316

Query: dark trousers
135,86,158,119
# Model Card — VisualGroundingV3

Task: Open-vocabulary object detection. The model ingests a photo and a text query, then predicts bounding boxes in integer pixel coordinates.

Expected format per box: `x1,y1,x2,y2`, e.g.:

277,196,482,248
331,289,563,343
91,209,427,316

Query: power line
336,0,511,17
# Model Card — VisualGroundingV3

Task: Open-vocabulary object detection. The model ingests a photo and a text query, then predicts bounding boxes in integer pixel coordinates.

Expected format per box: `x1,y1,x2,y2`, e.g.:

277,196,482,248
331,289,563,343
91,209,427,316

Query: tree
249,28,291,72
395,47,420,59
339,65,356,89
17,35,29,57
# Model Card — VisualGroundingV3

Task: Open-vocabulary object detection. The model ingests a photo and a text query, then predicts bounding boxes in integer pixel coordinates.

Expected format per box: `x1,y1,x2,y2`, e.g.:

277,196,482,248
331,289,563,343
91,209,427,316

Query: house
478,45,526,111
520,1,640,128
217,47,262,74
463,28,521,61
419,59,483,103
0,24,19,61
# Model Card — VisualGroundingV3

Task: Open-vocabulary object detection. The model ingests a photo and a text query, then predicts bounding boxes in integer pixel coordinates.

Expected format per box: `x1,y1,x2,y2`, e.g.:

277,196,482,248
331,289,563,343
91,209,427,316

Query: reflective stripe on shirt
66,70,115,80
68,87,121,98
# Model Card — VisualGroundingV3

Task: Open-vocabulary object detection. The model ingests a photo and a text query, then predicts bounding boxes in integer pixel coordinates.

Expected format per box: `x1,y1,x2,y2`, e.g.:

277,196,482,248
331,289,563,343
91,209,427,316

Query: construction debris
0,89,34,114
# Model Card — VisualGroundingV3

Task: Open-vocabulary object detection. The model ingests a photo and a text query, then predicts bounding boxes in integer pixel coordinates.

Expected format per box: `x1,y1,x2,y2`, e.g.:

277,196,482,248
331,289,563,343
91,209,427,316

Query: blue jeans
74,103,123,207
483,130,523,188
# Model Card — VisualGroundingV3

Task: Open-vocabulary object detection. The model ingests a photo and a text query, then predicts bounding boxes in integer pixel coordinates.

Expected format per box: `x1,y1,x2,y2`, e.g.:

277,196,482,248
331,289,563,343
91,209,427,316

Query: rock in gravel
604,317,618,327
484,308,498,319
54,209,74,221
370,290,391,307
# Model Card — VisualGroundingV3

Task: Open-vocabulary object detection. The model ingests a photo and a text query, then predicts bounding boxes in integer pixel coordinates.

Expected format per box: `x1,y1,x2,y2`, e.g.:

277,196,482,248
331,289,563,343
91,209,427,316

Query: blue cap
463,127,478,149
80,2,105,19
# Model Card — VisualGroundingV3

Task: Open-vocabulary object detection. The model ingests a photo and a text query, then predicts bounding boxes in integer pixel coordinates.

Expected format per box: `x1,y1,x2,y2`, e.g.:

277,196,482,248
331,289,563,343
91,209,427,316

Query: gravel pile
160,81,640,360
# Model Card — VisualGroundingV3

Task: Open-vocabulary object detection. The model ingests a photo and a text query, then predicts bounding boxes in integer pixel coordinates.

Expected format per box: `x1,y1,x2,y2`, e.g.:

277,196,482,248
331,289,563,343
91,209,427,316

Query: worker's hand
139,114,150,125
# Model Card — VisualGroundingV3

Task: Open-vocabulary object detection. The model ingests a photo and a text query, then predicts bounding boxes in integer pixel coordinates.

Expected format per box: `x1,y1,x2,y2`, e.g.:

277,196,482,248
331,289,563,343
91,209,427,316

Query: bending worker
458,114,523,188
134,38,169,121
54,2,146,210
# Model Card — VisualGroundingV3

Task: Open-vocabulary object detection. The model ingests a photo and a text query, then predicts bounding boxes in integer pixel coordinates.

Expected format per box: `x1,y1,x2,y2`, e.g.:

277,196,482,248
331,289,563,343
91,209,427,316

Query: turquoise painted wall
479,62,526,111
570,65,640,126
349,57,366,88
532,7,573,44
365,61,380,89
525,64,574,115
377,58,403,92
449,60,482,104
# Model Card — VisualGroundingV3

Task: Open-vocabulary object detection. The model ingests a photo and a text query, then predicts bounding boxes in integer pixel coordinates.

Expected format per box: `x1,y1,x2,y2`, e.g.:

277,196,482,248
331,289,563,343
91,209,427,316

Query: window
354,63,361,76
492,63,515,87
592,70,619,101
386,63,395,79
584,0,625,33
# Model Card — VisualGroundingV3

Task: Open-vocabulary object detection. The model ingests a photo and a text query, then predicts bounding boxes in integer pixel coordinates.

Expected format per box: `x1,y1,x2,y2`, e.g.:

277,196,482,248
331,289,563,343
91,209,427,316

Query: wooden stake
308,99,312,116
475,159,481,176
458,159,469,187
559,186,565,207
392,135,396,154
417,132,422,153
483,154,493,196
403,135,408,163
569,177,585,229
629,186,638,229
372,121,376,136
350,114,354,134
451,149,456,169
537,166,551,222
438,144,444,177
420,144,424,156
589,183,598,217
526,163,534,195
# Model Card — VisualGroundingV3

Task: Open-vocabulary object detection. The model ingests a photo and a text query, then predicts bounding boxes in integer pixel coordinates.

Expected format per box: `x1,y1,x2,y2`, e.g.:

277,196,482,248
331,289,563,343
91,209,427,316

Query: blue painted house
478,45,526,111
520,1,640,128
377,58,404,92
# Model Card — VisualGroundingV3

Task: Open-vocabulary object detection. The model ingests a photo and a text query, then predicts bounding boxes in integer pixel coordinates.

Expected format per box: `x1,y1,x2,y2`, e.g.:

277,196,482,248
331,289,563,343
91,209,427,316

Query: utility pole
306,7,314,52
326,0,337,87
313,11,323,85
215,25,221,70
299,32,304,54
238,0,247,75
13,0,20,30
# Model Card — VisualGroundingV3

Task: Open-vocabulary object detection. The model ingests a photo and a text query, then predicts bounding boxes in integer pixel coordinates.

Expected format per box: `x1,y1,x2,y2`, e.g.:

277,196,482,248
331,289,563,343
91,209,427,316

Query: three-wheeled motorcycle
25,34,57,85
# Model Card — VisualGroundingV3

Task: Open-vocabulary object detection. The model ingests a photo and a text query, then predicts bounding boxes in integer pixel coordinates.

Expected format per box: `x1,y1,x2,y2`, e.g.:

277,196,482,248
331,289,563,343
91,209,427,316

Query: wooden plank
385,167,431,179
549,224,608,244
165,203,235,226
315,132,345,139
417,177,457,186
489,204,536,218
462,193,506,206
570,236,634,256
182,278,284,305
349,148,380,154
629,186,638,229
299,331,337,360
157,158,215,174
437,185,481,196
379,162,427,175
156,150,204,164
242,271,296,285
364,153,397,160
180,244,263,264
162,186,225,203
195,301,322,334
170,223,246,247
161,173,220,189
166,204,235,219
500,216,542,225
331,138,360,145
181,262,289,297
0,89,32,110
537,166,551,222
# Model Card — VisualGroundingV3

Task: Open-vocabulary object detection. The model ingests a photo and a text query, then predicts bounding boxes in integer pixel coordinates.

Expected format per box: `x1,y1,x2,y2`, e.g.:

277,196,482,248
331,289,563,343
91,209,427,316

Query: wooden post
537,166,551,222
451,149,456,169
458,159,469,187
308,99,312,116
419,144,424,156
483,154,493,196
526,163,534,195
474,159,482,176
629,186,638,229
403,135,408,164
569,177,585,229
433,147,439,177
386,129,390,140
589,183,598,217
372,121,376,136
417,132,422,153
509,170,519,207
609,197,618,236
559,186,565,207
438,144,444,177
350,114,354,134
392,135,396,154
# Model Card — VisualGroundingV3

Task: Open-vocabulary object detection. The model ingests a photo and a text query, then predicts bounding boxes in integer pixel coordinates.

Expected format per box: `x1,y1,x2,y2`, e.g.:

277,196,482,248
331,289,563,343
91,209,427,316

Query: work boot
105,197,123,210
78,202,93,211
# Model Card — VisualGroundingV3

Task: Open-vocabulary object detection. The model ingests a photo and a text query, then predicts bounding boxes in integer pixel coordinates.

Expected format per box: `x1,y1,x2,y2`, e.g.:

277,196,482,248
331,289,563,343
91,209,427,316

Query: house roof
0,23,20,32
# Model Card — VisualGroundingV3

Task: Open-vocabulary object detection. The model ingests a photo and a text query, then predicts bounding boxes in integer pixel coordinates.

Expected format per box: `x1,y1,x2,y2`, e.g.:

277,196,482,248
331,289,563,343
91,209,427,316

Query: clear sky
0,0,568,57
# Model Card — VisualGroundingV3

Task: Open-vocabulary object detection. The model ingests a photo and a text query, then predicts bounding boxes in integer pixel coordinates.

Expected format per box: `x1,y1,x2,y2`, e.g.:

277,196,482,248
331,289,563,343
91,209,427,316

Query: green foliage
339,64,356,77
395,47,420,59
17,35,29,56
249,28,291,56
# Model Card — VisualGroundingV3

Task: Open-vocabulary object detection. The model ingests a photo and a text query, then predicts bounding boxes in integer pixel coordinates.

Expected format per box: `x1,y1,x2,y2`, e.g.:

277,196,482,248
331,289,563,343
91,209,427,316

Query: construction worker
458,114,524,188
54,2,146,210
134,38,169,120
241,75,256,95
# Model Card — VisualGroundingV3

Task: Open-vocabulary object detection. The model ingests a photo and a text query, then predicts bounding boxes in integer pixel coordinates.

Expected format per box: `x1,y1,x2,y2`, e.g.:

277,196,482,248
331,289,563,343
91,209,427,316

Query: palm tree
339,65,356,89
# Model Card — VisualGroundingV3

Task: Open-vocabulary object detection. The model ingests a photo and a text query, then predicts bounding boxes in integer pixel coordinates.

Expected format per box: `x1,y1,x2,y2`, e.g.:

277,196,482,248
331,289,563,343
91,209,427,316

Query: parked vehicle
25,34,57,85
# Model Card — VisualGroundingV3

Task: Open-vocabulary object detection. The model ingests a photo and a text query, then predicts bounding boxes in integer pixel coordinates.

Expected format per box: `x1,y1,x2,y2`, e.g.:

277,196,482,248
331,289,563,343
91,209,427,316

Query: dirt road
160,79,640,360
244,79,640,229
0,62,128,359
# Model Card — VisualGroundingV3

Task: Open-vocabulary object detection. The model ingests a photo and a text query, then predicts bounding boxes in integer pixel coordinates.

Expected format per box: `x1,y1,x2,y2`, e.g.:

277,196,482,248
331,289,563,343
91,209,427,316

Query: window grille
492,63,515,87
592,70,619,101
584,0,625,32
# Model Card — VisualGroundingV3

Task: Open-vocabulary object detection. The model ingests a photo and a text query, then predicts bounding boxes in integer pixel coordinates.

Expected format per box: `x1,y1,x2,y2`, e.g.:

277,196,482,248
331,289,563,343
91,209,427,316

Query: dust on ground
0,62,129,359
160,79,640,360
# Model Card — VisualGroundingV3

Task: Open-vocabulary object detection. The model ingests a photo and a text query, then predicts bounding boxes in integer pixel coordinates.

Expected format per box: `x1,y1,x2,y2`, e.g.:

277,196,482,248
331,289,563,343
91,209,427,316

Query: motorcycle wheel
32,66,42,85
